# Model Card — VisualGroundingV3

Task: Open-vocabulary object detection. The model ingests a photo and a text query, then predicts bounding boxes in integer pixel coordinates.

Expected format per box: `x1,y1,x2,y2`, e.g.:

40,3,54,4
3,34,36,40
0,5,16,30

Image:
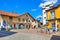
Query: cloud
43,0,58,4
39,3,44,7
36,15,42,19
39,2,53,7
31,9,37,11
39,0,58,7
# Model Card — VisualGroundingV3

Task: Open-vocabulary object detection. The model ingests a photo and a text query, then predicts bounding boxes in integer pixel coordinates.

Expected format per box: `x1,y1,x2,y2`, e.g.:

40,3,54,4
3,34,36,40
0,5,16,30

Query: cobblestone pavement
0,33,50,40
0,29,51,40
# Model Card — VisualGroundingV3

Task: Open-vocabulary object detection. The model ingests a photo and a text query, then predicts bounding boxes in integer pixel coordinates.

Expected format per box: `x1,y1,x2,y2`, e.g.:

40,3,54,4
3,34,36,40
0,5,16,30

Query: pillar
55,20,57,31
42,10,46,25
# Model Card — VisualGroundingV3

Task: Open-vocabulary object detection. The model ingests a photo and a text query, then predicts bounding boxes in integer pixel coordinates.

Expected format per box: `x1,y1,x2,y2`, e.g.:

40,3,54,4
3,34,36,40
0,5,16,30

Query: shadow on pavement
50,35,60,40
0,30,17,38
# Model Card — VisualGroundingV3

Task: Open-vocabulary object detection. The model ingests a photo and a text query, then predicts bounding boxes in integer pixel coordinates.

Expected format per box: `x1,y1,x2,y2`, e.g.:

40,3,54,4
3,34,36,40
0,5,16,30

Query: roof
0,11,35,20
18,12,35,20
55,4,60,9
46,4,60,12
0,11,19,17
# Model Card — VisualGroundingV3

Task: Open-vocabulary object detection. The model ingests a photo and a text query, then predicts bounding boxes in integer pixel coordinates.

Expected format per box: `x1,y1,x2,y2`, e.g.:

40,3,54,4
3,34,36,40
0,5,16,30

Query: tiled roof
0,11,35,21
0,11,19,17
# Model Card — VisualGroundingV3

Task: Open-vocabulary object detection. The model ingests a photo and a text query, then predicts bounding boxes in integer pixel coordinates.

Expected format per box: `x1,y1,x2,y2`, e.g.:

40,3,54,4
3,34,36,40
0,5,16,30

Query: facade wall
2,15,9,22
55,7,60,18
18,14,35,29
0,13,41,30
1,14,34,29
12,17,18,23
18,14,34,23
0,15,3,22
47,11,51,20
47,5,60,30
57,20,60,28
0,15,3,29
1,15,18,29
2,15,18,23
48,20,55,28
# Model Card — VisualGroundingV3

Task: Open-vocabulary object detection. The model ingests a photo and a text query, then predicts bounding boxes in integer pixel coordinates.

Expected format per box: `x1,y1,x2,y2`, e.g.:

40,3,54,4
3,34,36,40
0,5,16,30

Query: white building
40,2,54,25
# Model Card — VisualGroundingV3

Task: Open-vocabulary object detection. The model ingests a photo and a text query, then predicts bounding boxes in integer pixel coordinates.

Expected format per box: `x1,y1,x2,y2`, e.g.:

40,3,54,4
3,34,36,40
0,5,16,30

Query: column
25,24,27,29
55,20,57,31
42,10,46,25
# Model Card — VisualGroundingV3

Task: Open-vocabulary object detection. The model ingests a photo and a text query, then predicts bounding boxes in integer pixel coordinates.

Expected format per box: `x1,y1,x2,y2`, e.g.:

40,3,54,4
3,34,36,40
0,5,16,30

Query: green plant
18,26,21,29
46,29,48,33
40,29,43,33
6,28,10,31
43,24,47,26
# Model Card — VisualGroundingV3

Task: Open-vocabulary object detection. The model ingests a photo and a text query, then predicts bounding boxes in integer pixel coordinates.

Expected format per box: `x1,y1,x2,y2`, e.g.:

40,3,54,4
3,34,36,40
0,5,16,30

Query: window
26,15,28,17
50,10,55,19
34,25,36,28
9,17,12,21
32,20,34,22
23,19,25,22
45,5,50,7
26,19,28,22
44,17,46,19
44,12,47,14
28,18,31,22
38,24,40,28
29,20,30,22
51,22,55,27
18,18,21,21
26,18,30,22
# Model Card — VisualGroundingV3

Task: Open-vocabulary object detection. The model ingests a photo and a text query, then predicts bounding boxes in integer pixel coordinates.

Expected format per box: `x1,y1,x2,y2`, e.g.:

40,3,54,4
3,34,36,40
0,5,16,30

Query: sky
0,0,60,20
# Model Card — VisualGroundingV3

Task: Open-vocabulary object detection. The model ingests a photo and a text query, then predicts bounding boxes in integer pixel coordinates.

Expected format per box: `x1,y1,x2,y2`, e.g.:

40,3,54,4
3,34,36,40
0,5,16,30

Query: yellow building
46,4,60,31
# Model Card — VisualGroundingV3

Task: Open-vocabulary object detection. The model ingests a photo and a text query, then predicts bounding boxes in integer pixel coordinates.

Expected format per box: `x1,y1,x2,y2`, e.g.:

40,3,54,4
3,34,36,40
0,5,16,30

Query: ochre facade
46,5,60,30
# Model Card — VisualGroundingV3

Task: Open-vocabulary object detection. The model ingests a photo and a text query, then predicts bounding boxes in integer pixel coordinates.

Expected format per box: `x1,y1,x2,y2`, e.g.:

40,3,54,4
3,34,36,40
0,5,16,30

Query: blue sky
0,0,60,19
